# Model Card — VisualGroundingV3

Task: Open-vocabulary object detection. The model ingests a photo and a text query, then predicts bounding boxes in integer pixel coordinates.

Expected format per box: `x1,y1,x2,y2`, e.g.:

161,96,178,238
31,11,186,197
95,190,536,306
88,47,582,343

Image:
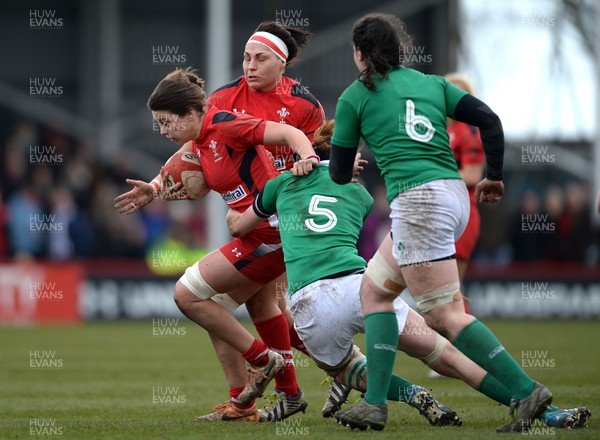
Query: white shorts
390,179,469,266
289,274,410,367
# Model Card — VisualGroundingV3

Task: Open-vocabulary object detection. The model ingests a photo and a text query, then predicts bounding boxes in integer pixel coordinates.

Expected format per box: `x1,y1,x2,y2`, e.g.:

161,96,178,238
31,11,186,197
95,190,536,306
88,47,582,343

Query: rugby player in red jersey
202,21,351,422
115,67,319,422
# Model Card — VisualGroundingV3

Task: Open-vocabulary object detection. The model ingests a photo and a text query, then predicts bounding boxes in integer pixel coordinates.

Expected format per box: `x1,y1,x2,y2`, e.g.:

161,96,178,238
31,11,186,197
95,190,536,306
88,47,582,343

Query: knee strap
365,251,406,295
179,264,219,300
414,282,461,314
419,334,448,365
211,293,241,314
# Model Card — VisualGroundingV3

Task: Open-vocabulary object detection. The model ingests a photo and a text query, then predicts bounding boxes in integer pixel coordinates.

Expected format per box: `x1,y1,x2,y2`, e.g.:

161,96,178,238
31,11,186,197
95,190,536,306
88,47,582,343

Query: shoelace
262,392,284,412
321,376,334,386
211,401,230,412
247,367,268,381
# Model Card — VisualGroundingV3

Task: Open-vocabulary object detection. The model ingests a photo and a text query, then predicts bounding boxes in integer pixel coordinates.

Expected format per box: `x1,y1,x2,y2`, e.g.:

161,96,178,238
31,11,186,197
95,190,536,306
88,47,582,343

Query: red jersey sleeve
299,102,326,142
450,122,484,168
214,112,267,151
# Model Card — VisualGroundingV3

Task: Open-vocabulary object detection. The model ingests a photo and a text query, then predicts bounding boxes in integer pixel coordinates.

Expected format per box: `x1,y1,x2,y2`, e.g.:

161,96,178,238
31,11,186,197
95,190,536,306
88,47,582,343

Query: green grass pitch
1,319,598,439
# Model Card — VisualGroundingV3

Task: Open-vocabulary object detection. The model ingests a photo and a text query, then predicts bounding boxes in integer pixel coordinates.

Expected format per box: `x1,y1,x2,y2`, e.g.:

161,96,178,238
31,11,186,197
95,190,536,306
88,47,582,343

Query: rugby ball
162,149,209,200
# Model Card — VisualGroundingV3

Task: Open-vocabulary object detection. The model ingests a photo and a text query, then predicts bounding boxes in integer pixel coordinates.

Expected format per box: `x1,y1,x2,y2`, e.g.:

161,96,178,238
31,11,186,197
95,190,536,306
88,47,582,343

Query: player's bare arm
226,207,264,238
263,121,318,176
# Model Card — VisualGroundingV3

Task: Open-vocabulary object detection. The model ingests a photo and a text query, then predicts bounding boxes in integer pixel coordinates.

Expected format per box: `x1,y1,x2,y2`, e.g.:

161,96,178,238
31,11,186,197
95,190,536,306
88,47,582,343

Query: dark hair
313,119,334,160
147,67,206,115
352,13,413,91
255,21,312,67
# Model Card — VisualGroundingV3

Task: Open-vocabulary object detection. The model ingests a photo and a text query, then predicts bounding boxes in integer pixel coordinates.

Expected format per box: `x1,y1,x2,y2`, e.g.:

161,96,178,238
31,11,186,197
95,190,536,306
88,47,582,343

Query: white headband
246,31,289,62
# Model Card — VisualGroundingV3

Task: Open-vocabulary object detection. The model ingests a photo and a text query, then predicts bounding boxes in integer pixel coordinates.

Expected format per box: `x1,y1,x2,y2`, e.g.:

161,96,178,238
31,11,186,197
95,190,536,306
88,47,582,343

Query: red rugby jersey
448,120,484,202
208,76,325,171
193,106,278,217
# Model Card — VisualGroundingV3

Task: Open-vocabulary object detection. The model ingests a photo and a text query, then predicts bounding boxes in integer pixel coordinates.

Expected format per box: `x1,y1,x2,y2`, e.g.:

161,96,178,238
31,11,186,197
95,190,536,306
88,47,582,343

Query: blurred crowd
476,182,598,263
0,117,598,263
0,117,208,261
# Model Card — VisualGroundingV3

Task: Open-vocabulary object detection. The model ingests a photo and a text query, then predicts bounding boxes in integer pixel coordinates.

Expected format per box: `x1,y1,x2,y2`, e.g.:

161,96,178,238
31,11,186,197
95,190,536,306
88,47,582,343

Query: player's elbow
228,222,243,238
329,170,352,185
329,144,357,185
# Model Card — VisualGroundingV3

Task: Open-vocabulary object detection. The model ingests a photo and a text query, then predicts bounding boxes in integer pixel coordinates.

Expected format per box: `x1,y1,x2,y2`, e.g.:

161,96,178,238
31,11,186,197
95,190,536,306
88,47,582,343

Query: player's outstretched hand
291,157,318,176
114,179,155,214
351,152,368,183
475,178,504,204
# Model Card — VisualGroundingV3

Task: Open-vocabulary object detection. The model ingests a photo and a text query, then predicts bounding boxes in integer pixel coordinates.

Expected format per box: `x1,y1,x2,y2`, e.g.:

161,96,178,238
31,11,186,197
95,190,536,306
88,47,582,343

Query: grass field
1,319,598,439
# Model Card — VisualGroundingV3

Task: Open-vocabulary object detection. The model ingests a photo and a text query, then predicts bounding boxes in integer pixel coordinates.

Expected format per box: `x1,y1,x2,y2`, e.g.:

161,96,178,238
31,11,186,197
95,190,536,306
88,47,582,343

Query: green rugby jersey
331,67,466,203
257,163,373,296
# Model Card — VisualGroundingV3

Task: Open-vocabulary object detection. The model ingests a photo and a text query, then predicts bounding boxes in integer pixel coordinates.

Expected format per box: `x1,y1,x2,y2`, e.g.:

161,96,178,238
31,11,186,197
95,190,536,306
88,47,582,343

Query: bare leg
398,309,485,389
206,277,285,393
399,259,475,341
209,334,248,390
174,285,254,353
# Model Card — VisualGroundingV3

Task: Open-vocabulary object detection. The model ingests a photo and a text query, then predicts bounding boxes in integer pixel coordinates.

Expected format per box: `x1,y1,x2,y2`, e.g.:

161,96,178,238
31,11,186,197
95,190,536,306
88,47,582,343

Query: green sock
479,373,558,419
453,320,535,400
364,312,398,405
479,373,512,406
386,374,415,402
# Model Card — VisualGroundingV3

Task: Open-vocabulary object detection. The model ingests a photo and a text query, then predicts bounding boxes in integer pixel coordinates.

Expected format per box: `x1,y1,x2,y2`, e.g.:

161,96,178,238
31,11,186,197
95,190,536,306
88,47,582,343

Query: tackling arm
263,121,319,176
329,144,358,184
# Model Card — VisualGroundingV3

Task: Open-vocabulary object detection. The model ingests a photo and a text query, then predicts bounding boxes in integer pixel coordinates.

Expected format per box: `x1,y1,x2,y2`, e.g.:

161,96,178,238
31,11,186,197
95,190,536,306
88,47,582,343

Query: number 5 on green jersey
305,195,338,232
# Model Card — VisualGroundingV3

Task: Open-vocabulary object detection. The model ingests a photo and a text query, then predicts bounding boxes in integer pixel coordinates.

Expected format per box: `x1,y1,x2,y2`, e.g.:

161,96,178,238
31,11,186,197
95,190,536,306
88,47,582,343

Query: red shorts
455,202,480,261
220,224,285,285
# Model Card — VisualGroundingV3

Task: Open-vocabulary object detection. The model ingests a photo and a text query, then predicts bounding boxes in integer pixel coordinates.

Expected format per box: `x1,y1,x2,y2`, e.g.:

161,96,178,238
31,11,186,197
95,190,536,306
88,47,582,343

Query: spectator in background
556,182,593,261
0,190,9,258
1,120,36,199
91,180,146,257
47,184,95,259
543,185,565,261
139,197,171,249
511,189,547,261
7,178,46,259
63,141,95,207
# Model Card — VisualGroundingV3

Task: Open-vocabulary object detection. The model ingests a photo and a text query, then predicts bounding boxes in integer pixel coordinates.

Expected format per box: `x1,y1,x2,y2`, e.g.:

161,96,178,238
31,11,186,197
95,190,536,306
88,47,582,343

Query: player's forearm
452,95,504,181
329,144,357,184
283,127,316,160
264,122,316,159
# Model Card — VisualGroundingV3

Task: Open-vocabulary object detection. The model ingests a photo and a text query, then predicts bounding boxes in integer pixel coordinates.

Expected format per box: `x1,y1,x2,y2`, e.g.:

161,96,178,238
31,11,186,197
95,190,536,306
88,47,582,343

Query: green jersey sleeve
260,178,278,214
254,174,289,218
331,89,361,148
442,78,469,117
